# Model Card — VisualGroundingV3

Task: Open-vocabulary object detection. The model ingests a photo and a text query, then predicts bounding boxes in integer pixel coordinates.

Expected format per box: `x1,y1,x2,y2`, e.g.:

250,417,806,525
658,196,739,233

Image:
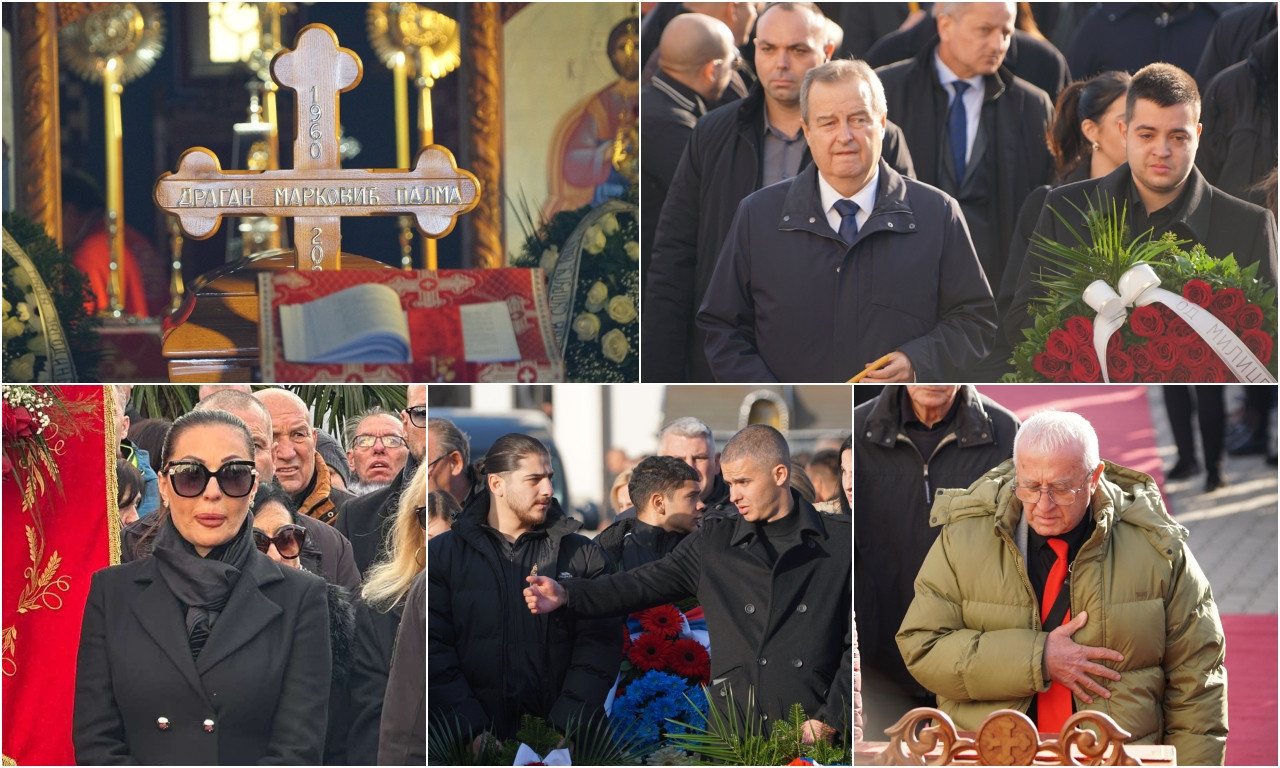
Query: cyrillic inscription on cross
154,24,478,271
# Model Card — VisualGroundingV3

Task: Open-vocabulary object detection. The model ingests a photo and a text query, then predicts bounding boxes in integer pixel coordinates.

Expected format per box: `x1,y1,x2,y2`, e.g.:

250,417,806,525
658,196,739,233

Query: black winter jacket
1198,29,1277,209
643,83,916,382
564,494,851,736
697,160,997,382
877,44,1054,293
852,386,1019,696
1194,0,1278,90
428,492,620,739
1066,2,1225,78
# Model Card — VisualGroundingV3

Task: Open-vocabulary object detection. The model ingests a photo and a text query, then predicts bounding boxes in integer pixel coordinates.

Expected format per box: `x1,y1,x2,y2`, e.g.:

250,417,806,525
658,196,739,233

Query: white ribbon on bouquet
513,743,572,765
1081,263,1275,383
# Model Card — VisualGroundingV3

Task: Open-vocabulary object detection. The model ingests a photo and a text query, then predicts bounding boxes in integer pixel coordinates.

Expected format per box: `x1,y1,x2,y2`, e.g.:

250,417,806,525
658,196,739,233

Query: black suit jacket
336,464,410,578
74,552,331,765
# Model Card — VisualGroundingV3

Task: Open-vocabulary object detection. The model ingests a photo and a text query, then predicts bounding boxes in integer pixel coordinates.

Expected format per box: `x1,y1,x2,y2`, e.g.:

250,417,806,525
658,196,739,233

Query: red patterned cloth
3,386,117,765
259,268,563,382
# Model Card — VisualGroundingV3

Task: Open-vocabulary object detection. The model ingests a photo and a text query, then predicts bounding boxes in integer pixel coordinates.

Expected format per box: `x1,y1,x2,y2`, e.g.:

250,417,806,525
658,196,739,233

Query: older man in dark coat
526,425,851,741
1006,62,1279,348
643,1,917,383
696,59,995,382
853,385,1020,736
876,2,1054,305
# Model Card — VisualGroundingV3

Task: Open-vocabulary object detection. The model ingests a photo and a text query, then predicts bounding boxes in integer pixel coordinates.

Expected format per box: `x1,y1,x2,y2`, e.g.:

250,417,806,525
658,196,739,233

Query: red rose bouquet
1010,199,1277,382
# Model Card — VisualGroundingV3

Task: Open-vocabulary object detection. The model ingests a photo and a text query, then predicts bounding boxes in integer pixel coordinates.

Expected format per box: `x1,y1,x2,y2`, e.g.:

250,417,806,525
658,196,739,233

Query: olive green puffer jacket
896,460,1227,766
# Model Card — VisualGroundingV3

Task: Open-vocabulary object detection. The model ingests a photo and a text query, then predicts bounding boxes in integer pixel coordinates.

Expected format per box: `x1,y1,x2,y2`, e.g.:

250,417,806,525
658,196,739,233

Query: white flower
8,353,36,382
583,225,607,255
584,281,609,312
7,267,32,292
14,303,30,323
3,317,26,341
601,328,630,362
27,333,48,356
539,245,560,273
607,295,637,324
2,298,10,315
572,312,601,341
625,241,639,261
600,213,620,236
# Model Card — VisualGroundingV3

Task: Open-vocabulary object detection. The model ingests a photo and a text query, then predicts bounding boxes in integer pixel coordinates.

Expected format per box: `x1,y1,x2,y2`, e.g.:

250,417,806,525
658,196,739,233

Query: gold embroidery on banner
3,750,17,765
105,386,122,566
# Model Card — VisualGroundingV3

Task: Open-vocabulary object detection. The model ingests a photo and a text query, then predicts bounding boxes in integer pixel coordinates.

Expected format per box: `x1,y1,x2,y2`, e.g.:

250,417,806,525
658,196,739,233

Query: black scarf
151,512,256,661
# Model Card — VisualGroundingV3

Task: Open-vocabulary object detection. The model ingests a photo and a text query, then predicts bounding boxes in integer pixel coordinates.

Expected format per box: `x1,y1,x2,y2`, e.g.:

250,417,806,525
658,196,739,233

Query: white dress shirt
933,52,984,167
819,165,880,239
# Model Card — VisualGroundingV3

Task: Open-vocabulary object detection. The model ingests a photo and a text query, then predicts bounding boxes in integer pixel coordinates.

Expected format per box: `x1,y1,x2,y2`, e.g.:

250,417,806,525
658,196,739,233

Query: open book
279,283,410,363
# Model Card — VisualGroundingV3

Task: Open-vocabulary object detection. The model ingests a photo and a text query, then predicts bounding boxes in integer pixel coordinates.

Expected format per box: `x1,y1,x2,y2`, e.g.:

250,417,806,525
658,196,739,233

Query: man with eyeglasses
427,417,473,507
897,410,1227,765
345,408,410,495
339,385,426,576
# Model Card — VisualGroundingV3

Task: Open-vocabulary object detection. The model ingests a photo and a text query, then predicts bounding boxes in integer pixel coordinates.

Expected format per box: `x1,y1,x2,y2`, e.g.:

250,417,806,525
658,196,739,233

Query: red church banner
3,385,118,765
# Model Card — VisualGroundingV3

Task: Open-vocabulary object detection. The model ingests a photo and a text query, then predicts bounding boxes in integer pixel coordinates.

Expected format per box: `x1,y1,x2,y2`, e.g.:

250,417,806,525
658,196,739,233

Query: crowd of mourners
641,1,1278,382
80,384,426,765
427,413,853,757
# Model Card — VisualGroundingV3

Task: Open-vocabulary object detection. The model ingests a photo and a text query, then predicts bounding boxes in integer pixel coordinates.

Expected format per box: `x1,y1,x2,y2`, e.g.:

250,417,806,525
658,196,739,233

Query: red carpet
976,385,1163,485
1221,614,1277,766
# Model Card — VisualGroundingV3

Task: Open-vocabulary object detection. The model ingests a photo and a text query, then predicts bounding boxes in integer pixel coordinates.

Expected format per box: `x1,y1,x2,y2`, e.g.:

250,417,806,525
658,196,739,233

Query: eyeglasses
415,505,427,529
1013,476,1092,507
427,454,445,470
164,460,258,498
252,524,307,559
352,434,407,450
404,405,426,428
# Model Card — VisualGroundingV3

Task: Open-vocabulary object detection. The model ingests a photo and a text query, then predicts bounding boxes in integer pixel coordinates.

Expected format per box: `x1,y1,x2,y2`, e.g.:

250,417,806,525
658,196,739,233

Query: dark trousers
1165,385,1225,477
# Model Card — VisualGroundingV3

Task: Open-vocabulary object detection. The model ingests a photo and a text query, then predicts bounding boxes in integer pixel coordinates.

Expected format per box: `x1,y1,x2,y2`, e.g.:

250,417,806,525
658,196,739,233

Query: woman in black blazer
74,409,331,765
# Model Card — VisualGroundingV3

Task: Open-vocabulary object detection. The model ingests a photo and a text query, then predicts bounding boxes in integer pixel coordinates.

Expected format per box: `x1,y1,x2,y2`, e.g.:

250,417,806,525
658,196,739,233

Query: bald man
641,13,740,275
255,388,355,524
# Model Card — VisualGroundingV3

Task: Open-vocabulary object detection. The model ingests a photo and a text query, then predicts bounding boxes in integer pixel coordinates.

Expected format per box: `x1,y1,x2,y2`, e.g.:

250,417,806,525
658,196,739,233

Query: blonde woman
346,462,427,764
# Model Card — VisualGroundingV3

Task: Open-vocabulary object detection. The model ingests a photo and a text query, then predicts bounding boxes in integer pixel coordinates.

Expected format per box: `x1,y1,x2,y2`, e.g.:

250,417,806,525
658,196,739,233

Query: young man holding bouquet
525,425,851,744
1006,62,1278,350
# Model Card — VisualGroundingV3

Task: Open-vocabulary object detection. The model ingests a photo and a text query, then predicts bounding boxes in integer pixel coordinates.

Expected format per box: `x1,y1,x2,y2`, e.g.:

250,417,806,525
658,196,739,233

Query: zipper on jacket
896,430,958,504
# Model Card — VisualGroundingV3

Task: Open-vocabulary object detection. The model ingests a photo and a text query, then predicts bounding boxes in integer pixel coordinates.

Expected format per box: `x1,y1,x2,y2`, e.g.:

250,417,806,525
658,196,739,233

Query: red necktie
1038,537,1072,732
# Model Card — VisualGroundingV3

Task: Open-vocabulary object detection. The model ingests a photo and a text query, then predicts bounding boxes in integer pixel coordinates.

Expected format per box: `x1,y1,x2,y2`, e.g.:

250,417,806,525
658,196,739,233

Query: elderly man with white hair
896,409,1227,765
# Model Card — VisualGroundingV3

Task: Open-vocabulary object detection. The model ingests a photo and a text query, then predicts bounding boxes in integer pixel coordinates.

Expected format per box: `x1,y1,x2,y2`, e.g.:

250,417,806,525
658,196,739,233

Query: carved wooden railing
871,707,1144,766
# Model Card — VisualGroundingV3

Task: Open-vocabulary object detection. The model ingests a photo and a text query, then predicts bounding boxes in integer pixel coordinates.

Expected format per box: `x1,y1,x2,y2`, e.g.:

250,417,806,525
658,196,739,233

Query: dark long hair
1048,70,1131,182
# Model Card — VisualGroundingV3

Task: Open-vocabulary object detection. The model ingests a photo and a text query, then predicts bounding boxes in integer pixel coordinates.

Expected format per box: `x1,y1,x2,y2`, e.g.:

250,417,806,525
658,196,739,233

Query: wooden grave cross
155,24,478,271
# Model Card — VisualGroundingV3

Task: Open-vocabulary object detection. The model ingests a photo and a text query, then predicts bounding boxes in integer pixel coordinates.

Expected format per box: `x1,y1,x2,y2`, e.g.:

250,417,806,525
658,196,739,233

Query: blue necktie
948,81,970,186
834,198,859,244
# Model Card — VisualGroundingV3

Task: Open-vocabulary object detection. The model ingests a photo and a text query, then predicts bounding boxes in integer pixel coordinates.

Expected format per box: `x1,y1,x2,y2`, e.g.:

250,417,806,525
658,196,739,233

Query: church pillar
462,2,503,269
14,3,62,245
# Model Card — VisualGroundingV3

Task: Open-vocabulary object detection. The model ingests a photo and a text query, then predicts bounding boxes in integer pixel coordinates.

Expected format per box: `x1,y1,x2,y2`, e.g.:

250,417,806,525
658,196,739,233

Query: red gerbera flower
628,632,673,671
669,637,711,680
638,604,683,638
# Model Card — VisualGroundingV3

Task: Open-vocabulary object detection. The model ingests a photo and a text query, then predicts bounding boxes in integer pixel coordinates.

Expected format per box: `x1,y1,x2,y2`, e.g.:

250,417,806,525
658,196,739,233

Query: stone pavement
1146,386,1277,615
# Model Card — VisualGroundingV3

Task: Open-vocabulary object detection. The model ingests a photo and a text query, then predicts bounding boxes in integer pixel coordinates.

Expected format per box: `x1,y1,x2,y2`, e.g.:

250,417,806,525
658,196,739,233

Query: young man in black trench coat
525,425,852,742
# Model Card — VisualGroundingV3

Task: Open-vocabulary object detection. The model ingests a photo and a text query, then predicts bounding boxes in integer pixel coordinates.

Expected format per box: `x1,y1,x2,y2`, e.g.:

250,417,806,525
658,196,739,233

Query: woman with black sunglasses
73,409,331,765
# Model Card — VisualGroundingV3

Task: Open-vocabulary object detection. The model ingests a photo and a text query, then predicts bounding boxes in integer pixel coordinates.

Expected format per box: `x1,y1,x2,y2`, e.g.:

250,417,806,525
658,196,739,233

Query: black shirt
749,504,804,569
1126,172,1196,242
899,387,961,463
1026,507,1096,629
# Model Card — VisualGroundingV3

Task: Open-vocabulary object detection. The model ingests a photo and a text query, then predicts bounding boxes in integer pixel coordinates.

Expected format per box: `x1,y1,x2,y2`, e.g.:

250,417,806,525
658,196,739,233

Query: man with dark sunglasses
339,385,426,577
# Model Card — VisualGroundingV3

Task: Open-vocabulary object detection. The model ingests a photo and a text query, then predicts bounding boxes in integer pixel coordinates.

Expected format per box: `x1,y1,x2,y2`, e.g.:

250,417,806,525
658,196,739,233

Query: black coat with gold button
73,551,331,765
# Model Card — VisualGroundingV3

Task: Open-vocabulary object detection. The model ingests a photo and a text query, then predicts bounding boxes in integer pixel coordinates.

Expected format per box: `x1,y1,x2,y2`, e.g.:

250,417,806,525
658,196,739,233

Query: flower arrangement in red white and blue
607,604,710,753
